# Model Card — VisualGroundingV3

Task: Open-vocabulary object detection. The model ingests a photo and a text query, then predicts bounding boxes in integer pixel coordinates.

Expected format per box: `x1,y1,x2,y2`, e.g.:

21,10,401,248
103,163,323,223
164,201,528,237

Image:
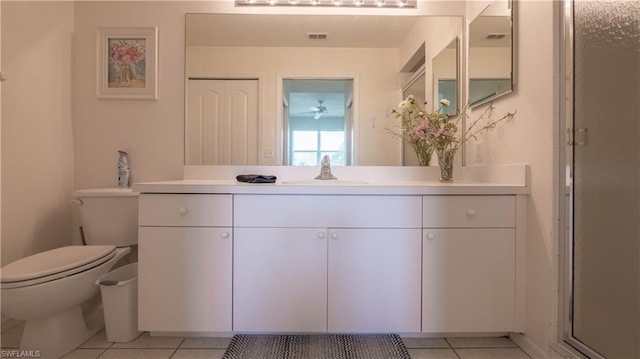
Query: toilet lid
1,245,116,288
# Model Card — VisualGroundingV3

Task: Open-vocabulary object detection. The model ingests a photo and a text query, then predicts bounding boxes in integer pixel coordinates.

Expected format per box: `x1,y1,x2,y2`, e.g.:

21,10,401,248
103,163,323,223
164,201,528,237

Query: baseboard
549,342,589,359
509,333,549,359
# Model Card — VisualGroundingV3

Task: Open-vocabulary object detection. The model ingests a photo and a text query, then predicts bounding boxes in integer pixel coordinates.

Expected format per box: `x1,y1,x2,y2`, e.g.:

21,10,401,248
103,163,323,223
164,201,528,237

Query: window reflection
284,79,353,166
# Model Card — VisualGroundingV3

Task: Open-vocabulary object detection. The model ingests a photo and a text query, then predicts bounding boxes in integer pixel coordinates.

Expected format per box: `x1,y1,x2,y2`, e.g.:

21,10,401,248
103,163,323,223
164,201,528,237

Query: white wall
72,1,189,189
1,2,75,265
464,0,557,355
399,16,462,112
469,47,511,78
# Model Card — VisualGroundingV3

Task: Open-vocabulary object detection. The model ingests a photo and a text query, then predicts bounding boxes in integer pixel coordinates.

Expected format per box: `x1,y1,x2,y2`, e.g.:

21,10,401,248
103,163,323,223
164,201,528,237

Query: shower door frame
559,1,604,358
559,3,582,357
558,1,634,358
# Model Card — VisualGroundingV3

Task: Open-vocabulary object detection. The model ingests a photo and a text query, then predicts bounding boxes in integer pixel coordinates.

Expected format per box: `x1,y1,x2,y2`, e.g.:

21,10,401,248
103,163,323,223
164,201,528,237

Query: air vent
307,33,328,40
486,33,508,40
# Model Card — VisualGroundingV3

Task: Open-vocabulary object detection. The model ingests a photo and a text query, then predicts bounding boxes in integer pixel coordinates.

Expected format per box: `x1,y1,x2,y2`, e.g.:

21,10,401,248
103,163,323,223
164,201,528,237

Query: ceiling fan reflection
310,100,328,119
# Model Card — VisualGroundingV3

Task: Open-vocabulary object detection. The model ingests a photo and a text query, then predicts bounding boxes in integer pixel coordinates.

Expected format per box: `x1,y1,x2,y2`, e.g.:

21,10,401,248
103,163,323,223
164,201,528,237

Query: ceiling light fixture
235,0,415,8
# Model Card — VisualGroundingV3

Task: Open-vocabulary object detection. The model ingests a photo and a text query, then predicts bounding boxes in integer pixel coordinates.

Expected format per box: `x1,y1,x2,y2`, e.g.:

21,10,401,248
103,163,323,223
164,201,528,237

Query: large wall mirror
468,0,514,107
185,14,462,166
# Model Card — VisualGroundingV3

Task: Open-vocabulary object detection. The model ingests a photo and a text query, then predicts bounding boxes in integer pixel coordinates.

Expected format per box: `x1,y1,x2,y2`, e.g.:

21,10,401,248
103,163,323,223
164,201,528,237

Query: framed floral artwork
96,27,158,100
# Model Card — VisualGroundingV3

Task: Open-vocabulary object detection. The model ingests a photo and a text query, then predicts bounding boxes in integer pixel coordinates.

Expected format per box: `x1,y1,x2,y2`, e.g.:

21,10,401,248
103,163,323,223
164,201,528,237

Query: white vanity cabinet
233,227,328,332
233,195,422,333
422,195,518,333
134,169,529,335
138,194,233,332
326,227,421,333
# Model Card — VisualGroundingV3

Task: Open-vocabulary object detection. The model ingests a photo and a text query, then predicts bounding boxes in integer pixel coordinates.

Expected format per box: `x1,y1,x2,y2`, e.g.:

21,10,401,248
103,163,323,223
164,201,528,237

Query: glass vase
436,147,456,181
411,140,434,166
415,147,434,166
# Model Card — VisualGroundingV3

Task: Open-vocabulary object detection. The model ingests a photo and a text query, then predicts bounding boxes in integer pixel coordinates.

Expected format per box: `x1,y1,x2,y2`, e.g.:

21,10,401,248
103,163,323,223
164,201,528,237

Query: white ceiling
469,15,511,48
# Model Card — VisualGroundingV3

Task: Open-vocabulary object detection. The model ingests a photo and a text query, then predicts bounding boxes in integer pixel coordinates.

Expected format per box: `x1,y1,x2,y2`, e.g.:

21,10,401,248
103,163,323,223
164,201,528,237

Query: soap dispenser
117,151,130,188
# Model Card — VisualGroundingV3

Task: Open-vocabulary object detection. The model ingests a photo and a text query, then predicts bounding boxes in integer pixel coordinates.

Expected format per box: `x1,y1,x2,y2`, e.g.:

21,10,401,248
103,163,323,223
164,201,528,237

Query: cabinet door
138,227,232,332
234,228,328,332
328,228,422,333
422,228,515,332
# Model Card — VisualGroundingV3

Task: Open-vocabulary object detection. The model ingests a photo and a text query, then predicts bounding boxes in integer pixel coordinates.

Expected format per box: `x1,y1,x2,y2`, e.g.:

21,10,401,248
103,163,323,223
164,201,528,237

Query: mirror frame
468,0,515,108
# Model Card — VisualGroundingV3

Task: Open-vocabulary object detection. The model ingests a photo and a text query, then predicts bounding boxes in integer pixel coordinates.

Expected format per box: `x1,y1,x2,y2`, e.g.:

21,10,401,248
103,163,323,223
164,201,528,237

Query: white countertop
133,179,528,195
132,164,530,195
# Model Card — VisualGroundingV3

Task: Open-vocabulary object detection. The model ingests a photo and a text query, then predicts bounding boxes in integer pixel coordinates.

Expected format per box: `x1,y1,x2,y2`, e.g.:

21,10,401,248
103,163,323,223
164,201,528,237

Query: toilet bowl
0,188,138,358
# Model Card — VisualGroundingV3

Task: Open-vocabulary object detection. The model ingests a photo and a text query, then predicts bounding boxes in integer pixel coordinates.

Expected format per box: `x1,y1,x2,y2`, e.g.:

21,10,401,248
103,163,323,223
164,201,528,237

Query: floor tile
110,332,183,349
171,348,226,359
79,329,112,349
99,348,176,359
403,338,450,349
0,323,24,348
180,337,232,349
61,348,106,359
446,337,517,348
455,347,531,359
408,348,460,359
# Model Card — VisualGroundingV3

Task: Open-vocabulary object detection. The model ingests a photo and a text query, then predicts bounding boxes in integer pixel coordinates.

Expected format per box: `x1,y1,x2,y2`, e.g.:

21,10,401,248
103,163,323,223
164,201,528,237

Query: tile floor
1,323,531,359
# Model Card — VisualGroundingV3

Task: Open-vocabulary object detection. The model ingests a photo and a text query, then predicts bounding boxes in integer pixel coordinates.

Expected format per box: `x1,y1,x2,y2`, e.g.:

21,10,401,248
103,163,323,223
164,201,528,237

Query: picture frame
96,27,158,100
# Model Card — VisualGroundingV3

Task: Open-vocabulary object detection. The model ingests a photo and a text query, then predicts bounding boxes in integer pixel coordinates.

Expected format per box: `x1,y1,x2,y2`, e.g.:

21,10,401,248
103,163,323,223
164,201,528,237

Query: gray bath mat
222,333,411,359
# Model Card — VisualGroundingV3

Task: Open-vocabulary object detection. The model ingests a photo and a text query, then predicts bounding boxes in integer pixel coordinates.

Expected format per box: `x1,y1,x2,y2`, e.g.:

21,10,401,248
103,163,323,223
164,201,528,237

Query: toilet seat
1,245,116,289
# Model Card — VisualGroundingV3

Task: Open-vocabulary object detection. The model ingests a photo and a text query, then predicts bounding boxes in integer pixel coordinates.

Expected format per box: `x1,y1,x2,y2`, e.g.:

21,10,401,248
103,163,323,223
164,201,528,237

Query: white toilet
1,188,138,358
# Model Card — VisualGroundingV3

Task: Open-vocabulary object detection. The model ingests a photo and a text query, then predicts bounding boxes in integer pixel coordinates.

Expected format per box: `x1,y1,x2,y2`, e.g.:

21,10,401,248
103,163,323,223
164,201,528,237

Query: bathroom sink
281,179,369,186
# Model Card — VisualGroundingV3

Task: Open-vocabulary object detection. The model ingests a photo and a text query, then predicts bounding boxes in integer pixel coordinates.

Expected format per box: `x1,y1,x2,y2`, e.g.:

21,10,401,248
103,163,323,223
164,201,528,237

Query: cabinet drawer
235,195,421,228
139,194,232,227
423,196,515,228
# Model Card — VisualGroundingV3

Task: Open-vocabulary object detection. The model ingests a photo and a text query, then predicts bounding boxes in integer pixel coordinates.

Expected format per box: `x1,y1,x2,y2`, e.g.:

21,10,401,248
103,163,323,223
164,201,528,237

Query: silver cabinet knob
466,209,476,216
330,232,339,240
221,232,230,239
178,207,188,215
317,232,326,239
426,232,435,240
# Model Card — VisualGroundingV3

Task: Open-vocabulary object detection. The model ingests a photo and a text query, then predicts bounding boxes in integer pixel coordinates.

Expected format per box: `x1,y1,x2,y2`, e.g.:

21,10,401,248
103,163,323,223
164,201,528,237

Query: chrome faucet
315,155,337,180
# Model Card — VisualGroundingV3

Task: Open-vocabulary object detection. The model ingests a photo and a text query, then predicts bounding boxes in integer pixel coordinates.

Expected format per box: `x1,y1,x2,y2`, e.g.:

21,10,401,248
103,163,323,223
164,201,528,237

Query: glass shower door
568,1,640,357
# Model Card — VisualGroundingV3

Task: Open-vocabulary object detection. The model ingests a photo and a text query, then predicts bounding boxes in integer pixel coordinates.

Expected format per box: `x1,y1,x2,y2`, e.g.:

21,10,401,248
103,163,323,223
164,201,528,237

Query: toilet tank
73,188,139,247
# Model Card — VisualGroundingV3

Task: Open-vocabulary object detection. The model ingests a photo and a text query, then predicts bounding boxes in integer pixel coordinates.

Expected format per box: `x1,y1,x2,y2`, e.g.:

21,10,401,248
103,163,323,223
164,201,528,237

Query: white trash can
95,263,141,342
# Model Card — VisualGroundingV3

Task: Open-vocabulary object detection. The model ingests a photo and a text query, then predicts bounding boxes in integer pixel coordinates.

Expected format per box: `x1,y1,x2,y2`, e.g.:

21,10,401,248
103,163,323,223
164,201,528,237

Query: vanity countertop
132,179,528,195
133,165,530,195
